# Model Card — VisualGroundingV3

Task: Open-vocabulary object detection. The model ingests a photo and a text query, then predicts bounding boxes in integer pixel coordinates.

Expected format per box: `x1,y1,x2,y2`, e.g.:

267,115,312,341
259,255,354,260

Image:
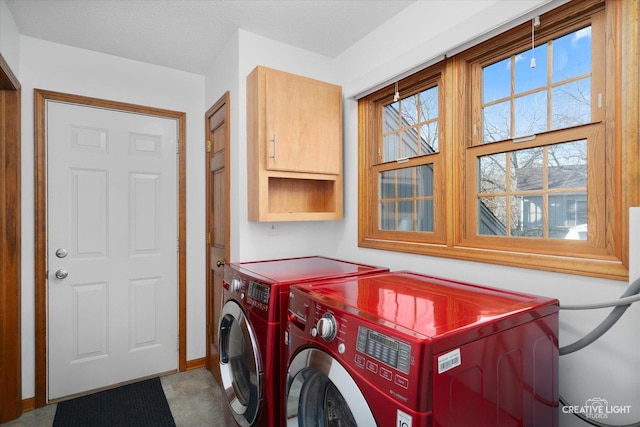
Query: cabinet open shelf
268,177,337,214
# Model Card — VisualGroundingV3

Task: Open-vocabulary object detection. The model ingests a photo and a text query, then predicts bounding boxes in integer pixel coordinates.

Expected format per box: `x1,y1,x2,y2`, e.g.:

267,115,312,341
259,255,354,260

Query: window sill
358,236,627,281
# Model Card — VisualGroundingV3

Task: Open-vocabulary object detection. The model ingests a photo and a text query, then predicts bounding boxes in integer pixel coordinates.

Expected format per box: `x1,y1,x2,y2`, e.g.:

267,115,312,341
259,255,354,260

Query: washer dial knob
316,313,337,342
230,278,242,293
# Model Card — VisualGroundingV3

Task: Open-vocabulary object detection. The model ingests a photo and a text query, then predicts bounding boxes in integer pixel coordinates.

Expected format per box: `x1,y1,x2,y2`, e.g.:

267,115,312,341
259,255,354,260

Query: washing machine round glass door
219,300,262,427
286,348,376,426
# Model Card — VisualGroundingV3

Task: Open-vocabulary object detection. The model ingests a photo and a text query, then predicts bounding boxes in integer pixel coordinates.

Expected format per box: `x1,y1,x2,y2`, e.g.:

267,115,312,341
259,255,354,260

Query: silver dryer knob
316,314,337,342
230,278,242,293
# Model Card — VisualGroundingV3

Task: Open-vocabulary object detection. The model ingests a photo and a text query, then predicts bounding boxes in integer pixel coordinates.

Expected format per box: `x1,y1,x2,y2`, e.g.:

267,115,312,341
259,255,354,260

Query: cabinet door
265,69,341,175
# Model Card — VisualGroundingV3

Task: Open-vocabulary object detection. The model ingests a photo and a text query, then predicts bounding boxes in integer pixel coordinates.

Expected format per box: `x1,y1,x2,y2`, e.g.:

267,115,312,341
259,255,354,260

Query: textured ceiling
5,0,414,75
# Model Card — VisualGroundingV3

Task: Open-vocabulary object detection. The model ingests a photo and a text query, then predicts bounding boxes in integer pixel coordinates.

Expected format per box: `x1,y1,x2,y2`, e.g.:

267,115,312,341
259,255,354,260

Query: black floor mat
53,377,176,427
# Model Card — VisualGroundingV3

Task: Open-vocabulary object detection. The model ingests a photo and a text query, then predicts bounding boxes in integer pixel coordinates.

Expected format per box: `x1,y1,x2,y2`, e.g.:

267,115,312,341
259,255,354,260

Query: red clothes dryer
286,271,559,426
219,256,388,427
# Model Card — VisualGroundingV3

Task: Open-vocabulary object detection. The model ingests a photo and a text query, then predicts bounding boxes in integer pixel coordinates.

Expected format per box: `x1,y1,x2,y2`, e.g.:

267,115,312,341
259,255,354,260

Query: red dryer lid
229,256,388,285
296,271,559,347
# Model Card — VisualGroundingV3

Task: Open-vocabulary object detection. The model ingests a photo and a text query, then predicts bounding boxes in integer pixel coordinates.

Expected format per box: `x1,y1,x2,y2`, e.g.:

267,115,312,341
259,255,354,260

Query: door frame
0,53,22,423
205,91,231,383
34,89,187,407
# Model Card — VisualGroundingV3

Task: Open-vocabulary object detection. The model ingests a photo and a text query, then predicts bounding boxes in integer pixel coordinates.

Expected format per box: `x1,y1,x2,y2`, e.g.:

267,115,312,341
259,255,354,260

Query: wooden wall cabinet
247,65,343,221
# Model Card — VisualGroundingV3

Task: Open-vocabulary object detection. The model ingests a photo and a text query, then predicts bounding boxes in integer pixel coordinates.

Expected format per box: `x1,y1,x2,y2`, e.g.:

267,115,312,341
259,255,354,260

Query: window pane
398,201,414,230
477,140,588,239
420,87,438,122
417,200,434,232
511,147,544,191
380,170,395,198
482,25,593,145
483,58,511,103
402,129,420,158
380,201,395,230
479,153,506,193
384,86,439,160
483,101,511,142
379,165,435,233
384,101,400,132
478,197,507,236
552,78,591,129
397,168,413,198
553,26,592,83
401,94,419,127
420,123,438,153
514,90,548,137
383,134,399,162
549,193,587,239
511,195,544,238
416,165,434,197
515,46,547,94
548,140,587,189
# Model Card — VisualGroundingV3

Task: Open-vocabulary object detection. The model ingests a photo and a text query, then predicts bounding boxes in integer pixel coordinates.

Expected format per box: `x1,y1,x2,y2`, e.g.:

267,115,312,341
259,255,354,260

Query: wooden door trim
205,91,231,381
0,53,22,423
34,89,187,407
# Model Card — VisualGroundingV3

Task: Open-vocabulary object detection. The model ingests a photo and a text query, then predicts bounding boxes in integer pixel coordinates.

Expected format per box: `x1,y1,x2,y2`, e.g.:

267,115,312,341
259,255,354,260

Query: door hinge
207,232,211,245
206,324,211,337
206,140,211,153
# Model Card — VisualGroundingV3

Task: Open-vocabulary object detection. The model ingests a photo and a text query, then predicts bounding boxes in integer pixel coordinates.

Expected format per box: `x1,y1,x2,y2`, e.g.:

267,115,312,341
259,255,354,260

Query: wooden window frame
365,66,447,244
358,0,639,280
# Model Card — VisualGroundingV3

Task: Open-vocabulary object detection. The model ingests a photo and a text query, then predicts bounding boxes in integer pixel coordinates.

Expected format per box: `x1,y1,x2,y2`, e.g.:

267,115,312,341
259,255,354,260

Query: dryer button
380,367,393,381
338,343,346,354
395,375,409,389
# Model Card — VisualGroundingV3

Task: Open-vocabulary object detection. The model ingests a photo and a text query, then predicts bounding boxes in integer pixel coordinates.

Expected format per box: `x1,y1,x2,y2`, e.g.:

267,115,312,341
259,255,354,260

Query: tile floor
1,368,236,427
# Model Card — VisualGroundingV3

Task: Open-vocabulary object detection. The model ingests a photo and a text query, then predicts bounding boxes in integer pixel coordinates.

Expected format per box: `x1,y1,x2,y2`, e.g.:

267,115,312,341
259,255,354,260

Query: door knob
55,269,68,279
216,259,226,268
55,248,68,258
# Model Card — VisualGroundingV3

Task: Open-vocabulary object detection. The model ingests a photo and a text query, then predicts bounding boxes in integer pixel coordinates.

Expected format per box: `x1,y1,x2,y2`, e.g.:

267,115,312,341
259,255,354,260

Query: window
359,0,638,280
379,83,441,235
361,67,446,244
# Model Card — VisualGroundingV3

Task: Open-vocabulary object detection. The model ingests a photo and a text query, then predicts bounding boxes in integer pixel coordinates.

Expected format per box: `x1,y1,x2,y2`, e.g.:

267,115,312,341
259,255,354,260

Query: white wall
0,0,20,73
207,1,640,426
16,36,206,399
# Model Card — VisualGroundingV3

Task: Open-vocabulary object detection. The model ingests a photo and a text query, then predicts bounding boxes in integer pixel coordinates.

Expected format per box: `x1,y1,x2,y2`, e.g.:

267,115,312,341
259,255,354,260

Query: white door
47,101,178,400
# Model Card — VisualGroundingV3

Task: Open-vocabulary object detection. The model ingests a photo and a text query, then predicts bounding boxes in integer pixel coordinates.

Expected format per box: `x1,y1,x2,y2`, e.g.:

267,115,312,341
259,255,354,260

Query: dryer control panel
223,266,277,323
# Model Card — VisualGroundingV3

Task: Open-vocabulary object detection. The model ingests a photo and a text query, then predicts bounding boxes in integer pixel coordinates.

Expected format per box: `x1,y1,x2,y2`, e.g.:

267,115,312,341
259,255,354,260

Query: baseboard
22,397,35,412
186,357,205,370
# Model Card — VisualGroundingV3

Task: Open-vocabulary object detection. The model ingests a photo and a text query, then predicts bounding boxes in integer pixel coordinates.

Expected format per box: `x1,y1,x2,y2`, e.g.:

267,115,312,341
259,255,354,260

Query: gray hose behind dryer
560,276,640,355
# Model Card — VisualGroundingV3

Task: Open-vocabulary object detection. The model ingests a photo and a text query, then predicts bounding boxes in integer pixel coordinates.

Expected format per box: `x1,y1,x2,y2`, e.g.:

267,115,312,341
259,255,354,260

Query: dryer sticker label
397,409,412,427
437,348,461,374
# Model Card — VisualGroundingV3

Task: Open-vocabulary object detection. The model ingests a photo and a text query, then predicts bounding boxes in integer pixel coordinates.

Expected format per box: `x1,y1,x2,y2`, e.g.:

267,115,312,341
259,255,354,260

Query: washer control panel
356,326,411,374
223,266,275,322
287,284,426,411
248,281,270,304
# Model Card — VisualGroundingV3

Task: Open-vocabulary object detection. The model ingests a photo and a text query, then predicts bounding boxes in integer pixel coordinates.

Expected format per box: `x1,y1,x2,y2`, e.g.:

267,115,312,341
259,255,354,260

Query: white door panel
47,102,178,400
